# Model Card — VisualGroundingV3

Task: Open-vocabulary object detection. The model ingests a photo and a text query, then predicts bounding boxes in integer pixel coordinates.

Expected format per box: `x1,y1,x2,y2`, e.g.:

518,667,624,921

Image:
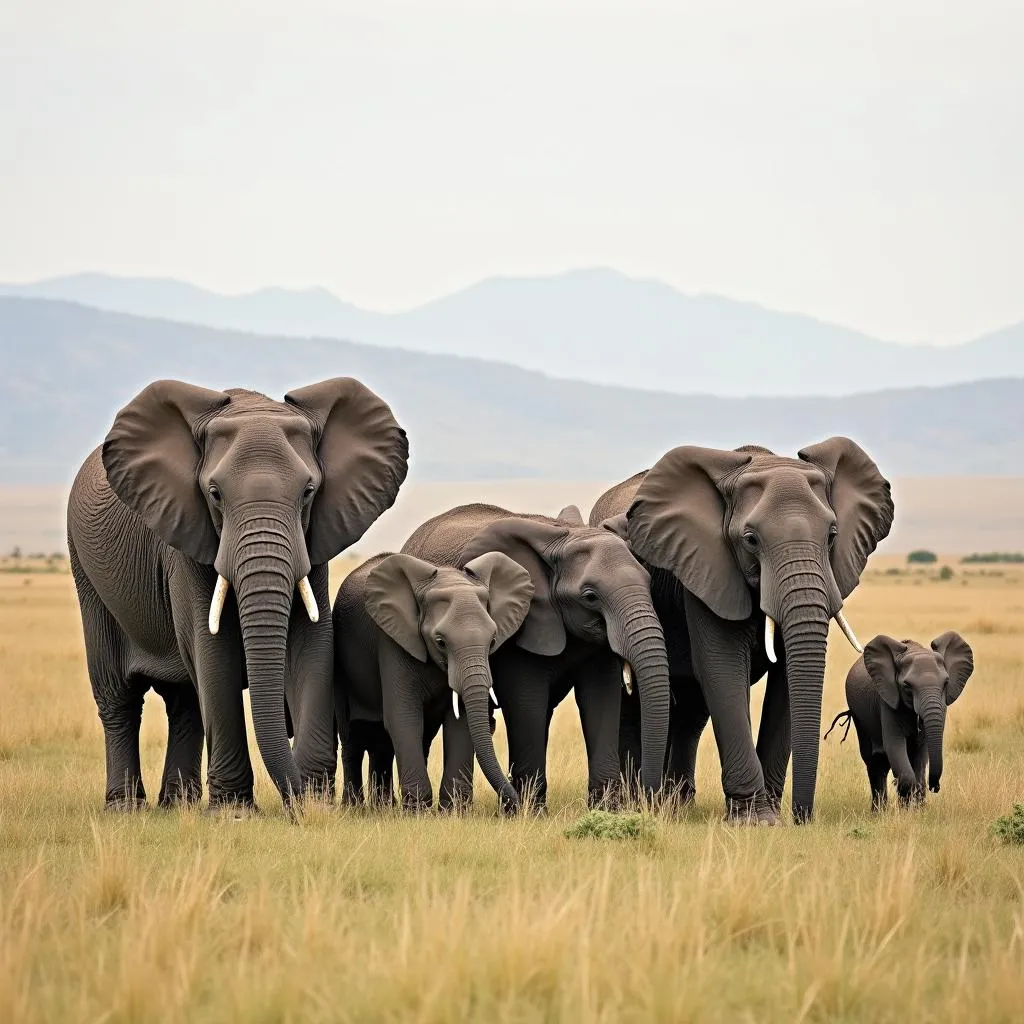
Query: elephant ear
555,504,584,526
798,437,894,600
932,631,974,705
626,446,753,620
464,552,536,649
285,378,409,565
102,379,231,563
460,518,570,656
598,513,629,543
364,554,437,662
863,634,907,710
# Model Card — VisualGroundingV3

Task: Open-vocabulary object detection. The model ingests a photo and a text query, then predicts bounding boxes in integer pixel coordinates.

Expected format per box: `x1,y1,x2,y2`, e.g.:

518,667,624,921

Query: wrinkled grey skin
402,504,670,808
67,378,408,811
334,551,533,812
590,439,893,824
837,632,974,809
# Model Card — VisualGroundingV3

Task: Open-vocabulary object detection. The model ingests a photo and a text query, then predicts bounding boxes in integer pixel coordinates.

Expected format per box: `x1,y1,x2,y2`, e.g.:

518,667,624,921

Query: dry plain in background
1,550,1023,1022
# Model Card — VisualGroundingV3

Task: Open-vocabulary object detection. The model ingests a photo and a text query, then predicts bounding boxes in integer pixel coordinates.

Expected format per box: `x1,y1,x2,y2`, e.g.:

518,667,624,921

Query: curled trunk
921,699,946,792
232,515,303,803
451,649,520,812
606,585,671,796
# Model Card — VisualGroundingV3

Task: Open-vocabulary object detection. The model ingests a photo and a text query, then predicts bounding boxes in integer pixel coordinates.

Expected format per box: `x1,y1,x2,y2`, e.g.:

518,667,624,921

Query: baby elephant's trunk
921,697,946,793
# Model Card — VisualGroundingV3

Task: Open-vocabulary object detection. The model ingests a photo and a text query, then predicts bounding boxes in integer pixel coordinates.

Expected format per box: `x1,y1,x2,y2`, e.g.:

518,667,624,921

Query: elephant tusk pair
622,660,634,695
451,689,502,721
762,610,864,663
208,574,319,635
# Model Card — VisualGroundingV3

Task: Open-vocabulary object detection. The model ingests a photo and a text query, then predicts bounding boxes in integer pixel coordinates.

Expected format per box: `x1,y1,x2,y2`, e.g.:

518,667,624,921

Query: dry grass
2,565,1024,1022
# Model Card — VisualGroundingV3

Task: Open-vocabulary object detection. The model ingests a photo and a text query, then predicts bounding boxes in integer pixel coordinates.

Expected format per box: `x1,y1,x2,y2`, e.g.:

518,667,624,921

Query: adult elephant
590,439,893,824
67,378,408,811
402,504,670,808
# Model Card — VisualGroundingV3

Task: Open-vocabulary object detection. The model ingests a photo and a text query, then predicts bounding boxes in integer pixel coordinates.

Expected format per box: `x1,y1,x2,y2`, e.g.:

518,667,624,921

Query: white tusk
622,660,634,695
208,575,230,635
452,691,461,720
489,687,500,708
764,616,777,664
297,576,319,623
834,609,863,653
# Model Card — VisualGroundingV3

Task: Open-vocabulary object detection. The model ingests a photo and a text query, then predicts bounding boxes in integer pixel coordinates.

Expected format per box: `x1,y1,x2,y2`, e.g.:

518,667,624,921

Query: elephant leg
284,566,337,799
367,727,395,807
381,650,433,811
868,753,890,812
755,663,791,814
908,736,927,806
340,722,368,806
618,688,642,801
574,656,623,809
684,594,772,823
664,680,708,807
151,680,204,806
497,670,553,811
439,704,475,813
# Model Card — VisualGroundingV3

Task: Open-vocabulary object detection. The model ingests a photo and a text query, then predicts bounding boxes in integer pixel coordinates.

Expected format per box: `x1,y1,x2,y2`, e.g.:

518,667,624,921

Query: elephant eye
302,482,316,505
581,588,600,605
828,525,838,549
742,532,759,551
208,483,222,506
435,635,446,651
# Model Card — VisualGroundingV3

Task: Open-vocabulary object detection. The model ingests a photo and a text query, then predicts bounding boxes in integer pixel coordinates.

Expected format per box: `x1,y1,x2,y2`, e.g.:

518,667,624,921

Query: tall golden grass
1,558,1022,1022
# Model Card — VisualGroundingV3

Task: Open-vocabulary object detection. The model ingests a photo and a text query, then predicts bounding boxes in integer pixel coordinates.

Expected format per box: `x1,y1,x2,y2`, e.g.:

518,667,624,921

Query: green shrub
564,811,655,842
907,550,938,564
938,566,954,581
990,804,1024,845
961,552,1024,564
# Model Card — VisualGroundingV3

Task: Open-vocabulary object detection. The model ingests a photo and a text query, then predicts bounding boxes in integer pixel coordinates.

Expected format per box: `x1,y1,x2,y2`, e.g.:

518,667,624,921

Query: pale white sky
2,1,1022,343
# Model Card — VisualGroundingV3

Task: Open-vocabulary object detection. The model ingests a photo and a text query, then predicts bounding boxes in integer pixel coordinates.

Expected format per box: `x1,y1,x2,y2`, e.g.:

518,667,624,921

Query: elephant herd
66,376,976,826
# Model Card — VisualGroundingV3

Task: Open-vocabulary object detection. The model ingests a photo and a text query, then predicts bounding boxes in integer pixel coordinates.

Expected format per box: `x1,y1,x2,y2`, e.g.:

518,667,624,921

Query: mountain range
2,296,1022,486
2,269,1022,398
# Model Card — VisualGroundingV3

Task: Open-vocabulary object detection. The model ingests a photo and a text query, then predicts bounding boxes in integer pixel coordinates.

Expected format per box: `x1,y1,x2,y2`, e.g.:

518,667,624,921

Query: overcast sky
2,1,1022,343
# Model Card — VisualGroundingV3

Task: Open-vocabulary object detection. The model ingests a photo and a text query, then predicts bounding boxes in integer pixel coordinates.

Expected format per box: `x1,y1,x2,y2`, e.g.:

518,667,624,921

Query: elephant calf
829,631,974,810
333,551,534,813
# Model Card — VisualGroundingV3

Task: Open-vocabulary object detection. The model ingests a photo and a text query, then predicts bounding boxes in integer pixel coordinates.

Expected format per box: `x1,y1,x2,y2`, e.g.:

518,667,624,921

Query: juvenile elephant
590,439,893,824
334,551,533,812
68,378,408,810
402,504,671,808
831,632,974,809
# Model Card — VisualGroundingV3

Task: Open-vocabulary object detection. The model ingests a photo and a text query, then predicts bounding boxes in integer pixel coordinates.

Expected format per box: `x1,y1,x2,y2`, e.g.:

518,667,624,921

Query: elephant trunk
450,648,520,812
762,543,834,823
230,509,306,804
921,697,946,792
606,584,671,796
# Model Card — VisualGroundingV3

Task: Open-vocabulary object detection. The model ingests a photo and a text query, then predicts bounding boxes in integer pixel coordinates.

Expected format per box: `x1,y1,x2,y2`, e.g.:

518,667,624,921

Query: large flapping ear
460,517,571,656
627,446,753,620
464,551,536,649
364,554,438,662
863,634,907,710
798,437,894,600
102,379,230,562
931,631,974,705
285,378,409,565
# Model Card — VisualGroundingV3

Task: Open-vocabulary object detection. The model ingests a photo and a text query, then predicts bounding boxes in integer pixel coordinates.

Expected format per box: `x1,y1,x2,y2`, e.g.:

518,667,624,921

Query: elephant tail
823,710,853,743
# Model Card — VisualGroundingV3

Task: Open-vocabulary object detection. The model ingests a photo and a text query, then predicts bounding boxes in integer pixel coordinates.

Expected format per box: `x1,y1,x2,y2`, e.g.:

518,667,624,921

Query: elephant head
459,516,671,795
364,552,534,809
625,437,893,820
864,632,974,793
102,378,408,803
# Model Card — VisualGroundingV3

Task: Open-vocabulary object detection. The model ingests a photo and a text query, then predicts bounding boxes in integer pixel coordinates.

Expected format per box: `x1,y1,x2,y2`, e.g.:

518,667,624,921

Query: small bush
564,811,655,842
938,566,955,581
990,804,1024,846
908,550,938,564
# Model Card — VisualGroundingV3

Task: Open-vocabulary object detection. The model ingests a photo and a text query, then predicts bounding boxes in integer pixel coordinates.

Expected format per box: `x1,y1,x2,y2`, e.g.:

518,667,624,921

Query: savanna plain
2,554,1023,1023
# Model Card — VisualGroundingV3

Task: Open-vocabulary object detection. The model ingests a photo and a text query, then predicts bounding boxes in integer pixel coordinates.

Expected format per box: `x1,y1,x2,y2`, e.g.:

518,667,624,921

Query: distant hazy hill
2,297,1022,485
3,269,1022,398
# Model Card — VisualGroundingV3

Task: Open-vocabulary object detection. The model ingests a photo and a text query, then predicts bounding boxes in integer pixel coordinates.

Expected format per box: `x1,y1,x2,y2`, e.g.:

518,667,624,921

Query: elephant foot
587,785,622,813
724,792,779,826
104,795,147,813
438,795,473,816
157,782,202,808
206,794,258,820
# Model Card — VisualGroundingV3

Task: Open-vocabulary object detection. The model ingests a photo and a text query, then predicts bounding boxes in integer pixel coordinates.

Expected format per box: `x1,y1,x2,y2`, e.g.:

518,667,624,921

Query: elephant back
588,471,649,526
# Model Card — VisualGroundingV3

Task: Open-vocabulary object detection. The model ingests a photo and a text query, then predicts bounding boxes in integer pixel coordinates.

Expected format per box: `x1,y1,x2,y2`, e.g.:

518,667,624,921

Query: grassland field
1,554,1023,1022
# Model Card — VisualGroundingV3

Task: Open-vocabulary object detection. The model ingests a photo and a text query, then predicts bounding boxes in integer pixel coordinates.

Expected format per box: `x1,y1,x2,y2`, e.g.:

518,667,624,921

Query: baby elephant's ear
464,552,536,650
365,554,437,662
932,631,974,705
555,505,584,526
863,634,907,710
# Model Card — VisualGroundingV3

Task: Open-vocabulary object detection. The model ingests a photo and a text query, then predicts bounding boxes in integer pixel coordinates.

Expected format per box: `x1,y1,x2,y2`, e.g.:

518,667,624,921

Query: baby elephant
835,632,974,809
333,551,534,813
